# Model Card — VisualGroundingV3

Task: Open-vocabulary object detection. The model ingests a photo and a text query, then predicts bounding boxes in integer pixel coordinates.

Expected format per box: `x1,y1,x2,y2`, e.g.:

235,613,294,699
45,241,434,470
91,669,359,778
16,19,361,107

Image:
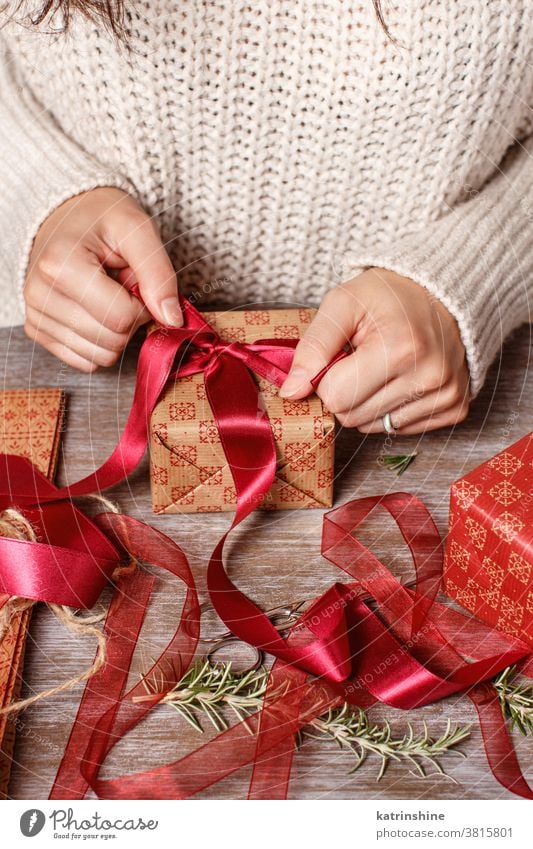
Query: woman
0,1,531,434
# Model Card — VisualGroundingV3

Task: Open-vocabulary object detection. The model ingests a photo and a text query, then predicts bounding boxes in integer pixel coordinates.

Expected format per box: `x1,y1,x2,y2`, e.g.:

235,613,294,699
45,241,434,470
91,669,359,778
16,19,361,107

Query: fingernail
279,368,309,398
160,297,183,327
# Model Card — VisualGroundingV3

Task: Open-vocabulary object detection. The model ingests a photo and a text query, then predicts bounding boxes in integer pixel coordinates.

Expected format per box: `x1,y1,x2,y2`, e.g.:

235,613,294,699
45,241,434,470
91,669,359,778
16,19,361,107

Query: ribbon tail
50,566,155,800
469,683,533,800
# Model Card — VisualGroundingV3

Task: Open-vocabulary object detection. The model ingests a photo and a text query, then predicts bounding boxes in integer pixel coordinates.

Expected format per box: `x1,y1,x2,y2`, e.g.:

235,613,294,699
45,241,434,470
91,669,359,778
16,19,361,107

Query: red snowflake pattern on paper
196,383,207,400
448,540,470,571
454,480,481,510
282,398,310,416
488,451,523,477
488,480,522,506
222,327,246,343
175,489,195,506
269,417,283,440
453,578,480,612
200,466,223,485
169,445,198,467
481,556,505,588
199,420,219,443
500,595,524,625
171,485,194,503
273,325,299,340
508,551,531,584
224,485,237,504
318,469,333,488
285,441,316,470
280,485,306,503
169,401,196,421
497,596,524,634
492,511,524,542
479,586,501,609
298,309,313,324
465,517,487,550
152,421,169,441
152,465,168,486
245,311,270,325
313,415,325,439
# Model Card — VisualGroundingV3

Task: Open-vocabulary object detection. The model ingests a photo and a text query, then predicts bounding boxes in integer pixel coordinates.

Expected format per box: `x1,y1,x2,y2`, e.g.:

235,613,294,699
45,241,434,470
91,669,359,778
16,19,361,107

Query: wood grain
0,322,531,800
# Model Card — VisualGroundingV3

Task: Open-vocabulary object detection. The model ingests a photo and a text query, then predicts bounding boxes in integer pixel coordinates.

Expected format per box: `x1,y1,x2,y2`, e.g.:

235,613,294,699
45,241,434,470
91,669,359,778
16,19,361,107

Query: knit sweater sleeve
0,42,136,328
346,134,533,401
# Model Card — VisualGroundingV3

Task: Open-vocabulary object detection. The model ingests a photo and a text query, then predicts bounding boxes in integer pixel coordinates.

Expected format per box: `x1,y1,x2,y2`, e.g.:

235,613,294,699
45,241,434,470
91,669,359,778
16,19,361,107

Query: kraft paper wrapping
0,388,65,798
149,308,336,514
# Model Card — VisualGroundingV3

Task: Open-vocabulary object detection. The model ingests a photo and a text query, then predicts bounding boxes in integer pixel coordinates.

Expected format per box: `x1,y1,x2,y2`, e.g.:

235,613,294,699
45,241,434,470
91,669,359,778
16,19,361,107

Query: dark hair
7,0,128,38
7,1,392,42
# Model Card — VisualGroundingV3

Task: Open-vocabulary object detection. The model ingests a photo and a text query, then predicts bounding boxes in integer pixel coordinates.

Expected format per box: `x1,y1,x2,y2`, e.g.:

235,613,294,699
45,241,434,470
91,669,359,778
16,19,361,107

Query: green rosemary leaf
170,702,205,734
142,658,471,782
377,453,418,476
493,665,533,736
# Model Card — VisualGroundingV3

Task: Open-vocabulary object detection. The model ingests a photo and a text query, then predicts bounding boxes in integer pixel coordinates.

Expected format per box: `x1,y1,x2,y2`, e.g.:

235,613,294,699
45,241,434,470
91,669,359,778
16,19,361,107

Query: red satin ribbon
0,295,531,799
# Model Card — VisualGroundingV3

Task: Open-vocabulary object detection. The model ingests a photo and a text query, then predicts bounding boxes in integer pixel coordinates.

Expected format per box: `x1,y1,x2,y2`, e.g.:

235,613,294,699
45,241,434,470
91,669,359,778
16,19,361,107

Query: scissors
197,577,421,673
198,598,308,671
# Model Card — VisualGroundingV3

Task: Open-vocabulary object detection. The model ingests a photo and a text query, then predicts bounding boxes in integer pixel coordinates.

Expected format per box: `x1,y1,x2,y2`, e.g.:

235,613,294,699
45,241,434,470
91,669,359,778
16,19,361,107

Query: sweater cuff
341,155,533,400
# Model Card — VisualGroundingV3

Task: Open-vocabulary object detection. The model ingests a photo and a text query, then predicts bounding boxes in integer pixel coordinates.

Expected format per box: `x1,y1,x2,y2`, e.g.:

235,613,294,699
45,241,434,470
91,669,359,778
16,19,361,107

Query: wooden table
1,322,531,800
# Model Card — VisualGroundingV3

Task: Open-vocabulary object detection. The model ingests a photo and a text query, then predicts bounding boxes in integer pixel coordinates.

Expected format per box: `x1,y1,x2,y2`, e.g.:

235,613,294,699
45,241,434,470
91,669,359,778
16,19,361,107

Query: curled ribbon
0,295,531,799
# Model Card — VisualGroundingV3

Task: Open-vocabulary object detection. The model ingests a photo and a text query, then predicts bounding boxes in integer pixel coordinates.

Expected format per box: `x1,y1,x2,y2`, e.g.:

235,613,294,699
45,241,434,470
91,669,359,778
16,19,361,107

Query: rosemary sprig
302,705,469,781
138,658,271,733
493,665,533,736
140,658,470,781
377,453,417,476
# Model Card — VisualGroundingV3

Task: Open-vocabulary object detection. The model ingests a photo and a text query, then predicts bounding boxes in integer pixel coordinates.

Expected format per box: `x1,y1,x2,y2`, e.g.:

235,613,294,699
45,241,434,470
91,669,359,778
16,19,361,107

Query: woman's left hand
279,268,470,434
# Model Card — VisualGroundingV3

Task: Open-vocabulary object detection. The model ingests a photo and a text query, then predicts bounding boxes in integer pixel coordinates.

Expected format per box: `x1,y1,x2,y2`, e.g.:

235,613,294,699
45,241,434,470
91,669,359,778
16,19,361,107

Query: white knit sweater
1,1,532,397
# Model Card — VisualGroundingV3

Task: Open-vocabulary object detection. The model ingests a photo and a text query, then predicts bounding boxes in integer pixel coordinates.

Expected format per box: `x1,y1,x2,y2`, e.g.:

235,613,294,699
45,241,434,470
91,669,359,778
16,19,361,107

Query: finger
109,210,182,327
362,408,468,435
279,287,363,399
353,389,468,432
24,322,98,373
24,310,125,368
312,336,400,415
328,375,425,428
36,247,147,334
390,381,468,430
26,301,129,352
114,267,154,329
390,414,468,434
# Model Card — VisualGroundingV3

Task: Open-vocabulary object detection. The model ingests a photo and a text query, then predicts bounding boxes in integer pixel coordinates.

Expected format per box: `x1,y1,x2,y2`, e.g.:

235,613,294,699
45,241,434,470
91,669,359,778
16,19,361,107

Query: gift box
0,388,65,797
149,308,335,513
443,432,533,647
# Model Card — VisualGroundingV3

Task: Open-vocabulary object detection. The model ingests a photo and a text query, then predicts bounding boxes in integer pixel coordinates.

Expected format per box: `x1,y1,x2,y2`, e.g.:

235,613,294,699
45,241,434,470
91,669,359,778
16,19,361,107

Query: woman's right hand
23,186,183,372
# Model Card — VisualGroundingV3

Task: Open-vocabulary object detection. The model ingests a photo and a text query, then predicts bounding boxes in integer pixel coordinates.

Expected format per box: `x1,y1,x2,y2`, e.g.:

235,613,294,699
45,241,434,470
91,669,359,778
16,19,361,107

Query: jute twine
0,496,137,715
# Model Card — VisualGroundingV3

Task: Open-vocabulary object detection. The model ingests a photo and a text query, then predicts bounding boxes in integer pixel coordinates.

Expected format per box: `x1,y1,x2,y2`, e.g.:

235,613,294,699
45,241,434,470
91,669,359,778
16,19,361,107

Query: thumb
113,209,182,327
279,288,361,399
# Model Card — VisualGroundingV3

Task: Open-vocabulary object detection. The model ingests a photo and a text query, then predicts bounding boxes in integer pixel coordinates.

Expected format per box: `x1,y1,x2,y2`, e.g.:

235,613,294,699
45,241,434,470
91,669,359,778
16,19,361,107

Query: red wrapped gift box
443,432,533,647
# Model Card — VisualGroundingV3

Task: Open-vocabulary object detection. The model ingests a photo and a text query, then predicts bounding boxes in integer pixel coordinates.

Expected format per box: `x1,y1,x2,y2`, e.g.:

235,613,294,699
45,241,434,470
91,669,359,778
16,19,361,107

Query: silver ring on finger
382,411,397,435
